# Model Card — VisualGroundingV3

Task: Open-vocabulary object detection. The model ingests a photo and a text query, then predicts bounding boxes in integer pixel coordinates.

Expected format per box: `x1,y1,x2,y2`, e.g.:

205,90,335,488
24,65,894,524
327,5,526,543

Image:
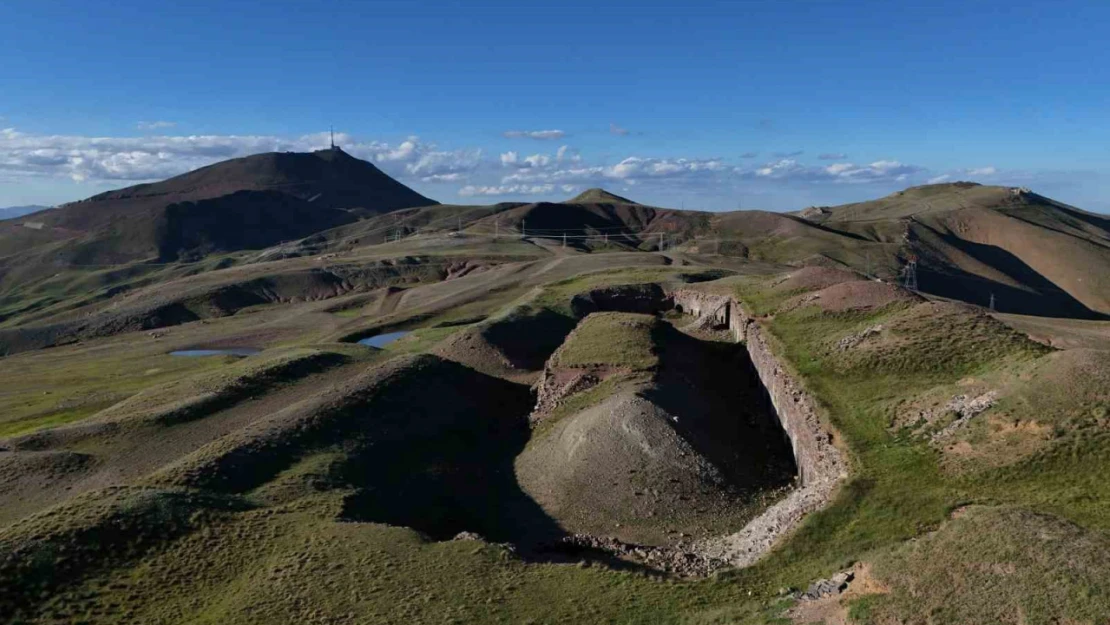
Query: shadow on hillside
642,323,797,491
337,362,565,547
924,236,1107,319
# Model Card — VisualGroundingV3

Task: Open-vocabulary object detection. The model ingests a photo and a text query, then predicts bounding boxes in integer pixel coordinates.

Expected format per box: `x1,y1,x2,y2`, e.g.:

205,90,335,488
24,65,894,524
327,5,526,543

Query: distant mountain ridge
0,206,49,221
74,148,436,214
0,148,438,266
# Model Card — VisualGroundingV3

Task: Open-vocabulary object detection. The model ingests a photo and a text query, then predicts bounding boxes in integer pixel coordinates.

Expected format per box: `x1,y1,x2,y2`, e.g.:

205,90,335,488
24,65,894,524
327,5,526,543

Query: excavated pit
332,284,839,571
516,313,798,551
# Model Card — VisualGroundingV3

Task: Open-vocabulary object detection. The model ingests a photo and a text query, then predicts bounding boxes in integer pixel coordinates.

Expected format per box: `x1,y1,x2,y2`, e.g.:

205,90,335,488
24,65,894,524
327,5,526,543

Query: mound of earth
772,266,863,293
800,279,921,313
517,312,795,547
828,301,1049,373
431,306,578,379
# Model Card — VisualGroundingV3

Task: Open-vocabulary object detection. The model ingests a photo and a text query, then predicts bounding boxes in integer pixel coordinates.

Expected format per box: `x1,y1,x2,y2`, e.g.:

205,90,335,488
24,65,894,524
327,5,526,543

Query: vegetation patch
553,312,661,370
863,506,1110,624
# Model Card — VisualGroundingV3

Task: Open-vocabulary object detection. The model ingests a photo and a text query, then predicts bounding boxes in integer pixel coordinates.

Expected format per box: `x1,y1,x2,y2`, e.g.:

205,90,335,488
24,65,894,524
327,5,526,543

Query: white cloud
391,142,482,181
824,162,855,175
522,154,550,168
500,151,518,166
136,120,176,131
927,174,951,184
421,173,466,183
817,152,846,160
555,145,581,163
375,137,419,162
458,184,555,196
499,155,732,189
503,129,565,140
0,127,479,185
751,158,924,184
966,166,997,176
610,123,630,136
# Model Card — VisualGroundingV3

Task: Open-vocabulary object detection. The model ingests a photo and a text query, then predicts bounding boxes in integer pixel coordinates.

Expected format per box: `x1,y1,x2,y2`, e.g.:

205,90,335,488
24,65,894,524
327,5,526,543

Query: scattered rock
835,325,883,351
800,570,855,601
930,391,999,440
451,531,485,542
557,534,728,577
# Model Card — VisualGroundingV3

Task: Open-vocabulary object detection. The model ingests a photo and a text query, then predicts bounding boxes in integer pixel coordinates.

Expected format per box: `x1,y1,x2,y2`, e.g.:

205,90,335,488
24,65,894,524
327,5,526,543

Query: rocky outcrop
569,284,670,318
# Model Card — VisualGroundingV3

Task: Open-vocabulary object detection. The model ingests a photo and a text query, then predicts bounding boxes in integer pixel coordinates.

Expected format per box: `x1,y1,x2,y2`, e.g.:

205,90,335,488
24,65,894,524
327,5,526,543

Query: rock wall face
734,305,844,489
569,284,671,318
672,289,848,567
671,290,732,329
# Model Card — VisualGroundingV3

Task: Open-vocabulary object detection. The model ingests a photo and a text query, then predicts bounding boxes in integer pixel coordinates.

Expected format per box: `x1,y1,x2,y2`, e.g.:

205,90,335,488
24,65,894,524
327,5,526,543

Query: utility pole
562,232,567,248
603,232,608,244
522,218,526,237
989,292,996,311
901,257,918,291
658,232,665,252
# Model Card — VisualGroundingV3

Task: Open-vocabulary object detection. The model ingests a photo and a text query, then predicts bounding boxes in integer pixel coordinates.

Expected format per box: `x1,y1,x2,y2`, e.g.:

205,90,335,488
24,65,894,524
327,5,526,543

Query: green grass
0,347,228,438
4,261,1108,624
861,506,1110,624
708,276,1110,622
554,312,660,370
5,488,793,625
378,324,475,354
0,403,112,438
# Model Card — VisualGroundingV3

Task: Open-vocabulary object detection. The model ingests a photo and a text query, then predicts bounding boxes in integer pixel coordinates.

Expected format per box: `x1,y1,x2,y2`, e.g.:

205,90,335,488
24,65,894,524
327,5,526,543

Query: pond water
170,348,262,357
358,331,411,349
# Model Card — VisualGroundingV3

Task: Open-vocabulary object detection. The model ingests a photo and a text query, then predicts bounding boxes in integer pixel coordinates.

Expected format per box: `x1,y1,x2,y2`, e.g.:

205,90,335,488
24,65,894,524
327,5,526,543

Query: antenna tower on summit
330,126,336,150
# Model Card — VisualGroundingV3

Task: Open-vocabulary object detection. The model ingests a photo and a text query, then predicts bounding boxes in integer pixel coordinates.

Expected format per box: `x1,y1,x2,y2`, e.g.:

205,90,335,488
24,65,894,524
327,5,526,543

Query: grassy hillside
1,178,1109,624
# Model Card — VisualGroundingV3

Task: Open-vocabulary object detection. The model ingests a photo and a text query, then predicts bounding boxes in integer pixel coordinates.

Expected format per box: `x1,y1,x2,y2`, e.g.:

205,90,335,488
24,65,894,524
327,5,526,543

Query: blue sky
2,0,1108,211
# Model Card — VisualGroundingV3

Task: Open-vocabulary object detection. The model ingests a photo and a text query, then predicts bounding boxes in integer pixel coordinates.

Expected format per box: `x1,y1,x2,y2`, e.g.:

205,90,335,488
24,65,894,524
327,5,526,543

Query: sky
1,0,1108,212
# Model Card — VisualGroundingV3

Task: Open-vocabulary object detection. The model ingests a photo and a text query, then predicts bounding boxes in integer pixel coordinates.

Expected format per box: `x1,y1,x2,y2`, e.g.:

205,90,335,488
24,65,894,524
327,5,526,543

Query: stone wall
672,288,848,567
734,304,844,489
671,289,732,330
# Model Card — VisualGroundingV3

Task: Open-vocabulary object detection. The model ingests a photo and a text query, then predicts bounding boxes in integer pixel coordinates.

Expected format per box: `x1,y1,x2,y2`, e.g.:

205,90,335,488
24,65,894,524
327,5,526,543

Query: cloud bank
0,126,1034,210
0,128,480,185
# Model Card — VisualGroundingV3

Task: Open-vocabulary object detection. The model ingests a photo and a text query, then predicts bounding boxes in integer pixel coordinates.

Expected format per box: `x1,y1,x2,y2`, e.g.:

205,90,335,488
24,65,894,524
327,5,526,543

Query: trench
669,288,848,567
334,284,840,569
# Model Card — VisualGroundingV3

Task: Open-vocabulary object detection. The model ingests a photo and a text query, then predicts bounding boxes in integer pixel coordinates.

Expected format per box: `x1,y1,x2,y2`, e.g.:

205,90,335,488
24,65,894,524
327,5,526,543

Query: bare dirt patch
771,266,863,293
789,563,889,625
806,279,920,313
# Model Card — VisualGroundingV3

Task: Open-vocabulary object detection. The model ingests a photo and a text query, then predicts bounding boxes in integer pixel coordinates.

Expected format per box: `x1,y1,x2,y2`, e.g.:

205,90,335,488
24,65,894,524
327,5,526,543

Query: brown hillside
0,149,437,269
567,188,639,204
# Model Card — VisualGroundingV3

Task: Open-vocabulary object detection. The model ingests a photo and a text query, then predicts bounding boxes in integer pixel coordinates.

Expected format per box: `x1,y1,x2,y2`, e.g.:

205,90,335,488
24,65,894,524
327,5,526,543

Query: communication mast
900,255,918,291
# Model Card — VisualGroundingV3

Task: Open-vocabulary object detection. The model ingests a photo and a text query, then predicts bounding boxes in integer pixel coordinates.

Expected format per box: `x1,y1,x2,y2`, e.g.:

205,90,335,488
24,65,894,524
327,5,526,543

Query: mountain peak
77,150,436,212
567,188,639,205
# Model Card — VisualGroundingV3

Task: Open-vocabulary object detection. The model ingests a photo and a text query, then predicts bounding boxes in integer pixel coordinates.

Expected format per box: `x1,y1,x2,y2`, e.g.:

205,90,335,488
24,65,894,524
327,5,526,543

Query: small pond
358,331,411,349
170,348,262,357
